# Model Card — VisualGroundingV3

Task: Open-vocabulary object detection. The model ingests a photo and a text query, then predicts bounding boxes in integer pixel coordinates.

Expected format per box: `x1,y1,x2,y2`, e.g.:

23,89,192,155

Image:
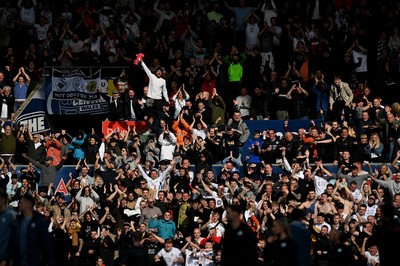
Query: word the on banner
16,83,52,134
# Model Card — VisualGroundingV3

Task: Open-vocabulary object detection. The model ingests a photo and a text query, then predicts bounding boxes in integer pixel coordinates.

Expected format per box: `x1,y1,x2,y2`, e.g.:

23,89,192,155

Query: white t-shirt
365,251,379,266
192,128,206,140
34,23,49,41
246,23,259,46
142,61,169,101
158,133,177,161
313,175,329,196
199,250,214,266
351,189,362,202
366,204,378,217
352,50,368,73
184,249,200,266
157,247,183,266
235,95,252,117
207,221,225,237
20,7,35,25
210,191,224,208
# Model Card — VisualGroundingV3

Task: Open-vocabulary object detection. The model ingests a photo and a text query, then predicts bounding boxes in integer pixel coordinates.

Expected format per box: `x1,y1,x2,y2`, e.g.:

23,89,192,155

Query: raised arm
13,68,22,84
199,172,215,196
391,151,400,171
90,187,100,202
319,164,333,178
136,159,153,183
158,162,173,184
139,58,153,78
20,67,30,86
182,85,189,99
22,154,43,170
75,187,83,203
224,0,233,11
153,0,162,14
281,149,293,173
199,115,208,130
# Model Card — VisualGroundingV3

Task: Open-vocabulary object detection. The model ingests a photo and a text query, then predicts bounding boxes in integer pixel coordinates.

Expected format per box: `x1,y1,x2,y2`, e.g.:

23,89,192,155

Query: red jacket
45,139,62,165
200,235,221,247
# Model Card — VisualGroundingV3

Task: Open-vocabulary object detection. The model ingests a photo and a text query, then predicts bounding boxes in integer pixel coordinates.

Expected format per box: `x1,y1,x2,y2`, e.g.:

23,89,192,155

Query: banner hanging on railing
46,69,110,115
16,83,52,134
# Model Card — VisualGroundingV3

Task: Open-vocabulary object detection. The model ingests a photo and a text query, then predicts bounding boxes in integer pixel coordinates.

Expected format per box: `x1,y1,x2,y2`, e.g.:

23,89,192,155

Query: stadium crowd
1,0,400,266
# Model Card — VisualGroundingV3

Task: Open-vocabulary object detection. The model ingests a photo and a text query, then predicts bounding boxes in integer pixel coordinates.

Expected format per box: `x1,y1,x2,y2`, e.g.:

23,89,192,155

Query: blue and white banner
16,83,52,134
46,69,109,115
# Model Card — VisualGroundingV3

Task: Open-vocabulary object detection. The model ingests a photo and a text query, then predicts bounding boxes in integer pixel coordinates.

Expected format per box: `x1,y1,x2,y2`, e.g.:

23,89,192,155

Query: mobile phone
174,157,180,164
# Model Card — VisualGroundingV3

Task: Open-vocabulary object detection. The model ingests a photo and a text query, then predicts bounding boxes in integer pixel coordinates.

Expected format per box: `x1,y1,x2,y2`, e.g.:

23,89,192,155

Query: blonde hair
379,164,392,178
369,133,382,149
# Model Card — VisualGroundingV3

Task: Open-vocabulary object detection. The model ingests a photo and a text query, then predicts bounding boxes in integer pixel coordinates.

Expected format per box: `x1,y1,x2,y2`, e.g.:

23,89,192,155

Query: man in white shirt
349,180,363,204
362,240,380,266
234,87,252,120
158,131,177,162
139,56,169,117
365,195,378,217
155,238,184,266
201,212,225,238
77,166,93,187
137,159,172,198
34,16,49,43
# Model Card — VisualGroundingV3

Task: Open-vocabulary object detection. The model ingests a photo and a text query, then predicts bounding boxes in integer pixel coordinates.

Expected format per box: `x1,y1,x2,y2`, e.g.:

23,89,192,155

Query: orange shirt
172,118,191,146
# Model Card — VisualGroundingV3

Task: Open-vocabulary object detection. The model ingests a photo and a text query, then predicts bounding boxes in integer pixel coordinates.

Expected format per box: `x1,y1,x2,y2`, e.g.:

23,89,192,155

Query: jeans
387,140,397,162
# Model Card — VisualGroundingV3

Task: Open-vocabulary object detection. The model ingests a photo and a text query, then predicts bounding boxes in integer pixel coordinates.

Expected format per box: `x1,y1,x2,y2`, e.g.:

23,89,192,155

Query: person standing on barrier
138,56,169,118
12,67,30,113
226,111,250,163
329,75,353,121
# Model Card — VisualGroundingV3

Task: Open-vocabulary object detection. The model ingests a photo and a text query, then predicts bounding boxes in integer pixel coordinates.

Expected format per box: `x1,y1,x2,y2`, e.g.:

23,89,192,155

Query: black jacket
13,211,55,266
220,221,258,266
99,93,125,121
124,96,143,120
27,140,46,163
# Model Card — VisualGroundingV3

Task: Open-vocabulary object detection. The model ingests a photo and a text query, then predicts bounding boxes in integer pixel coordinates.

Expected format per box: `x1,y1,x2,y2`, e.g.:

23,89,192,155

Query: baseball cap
123,221,130,227
45,156,53,161
112,89,119,94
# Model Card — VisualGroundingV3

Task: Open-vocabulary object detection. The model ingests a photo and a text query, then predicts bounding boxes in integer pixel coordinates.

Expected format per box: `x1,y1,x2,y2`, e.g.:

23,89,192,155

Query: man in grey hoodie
372,172,400,198
22,153,66,192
